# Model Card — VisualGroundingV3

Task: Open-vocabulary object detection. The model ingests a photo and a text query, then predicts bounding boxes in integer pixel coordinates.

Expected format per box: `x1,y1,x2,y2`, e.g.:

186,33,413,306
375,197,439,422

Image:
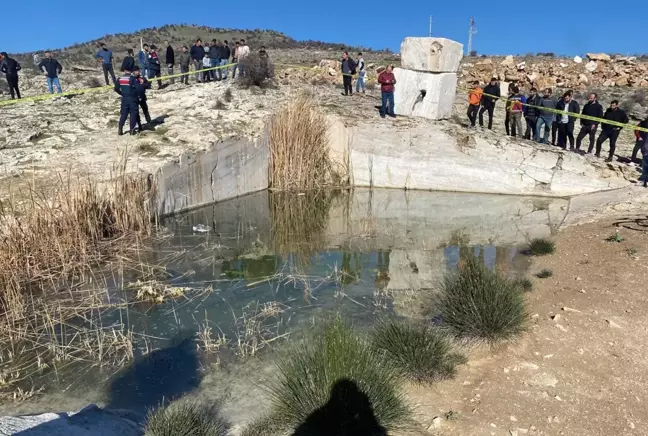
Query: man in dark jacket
138,44,150,78
535,88,556,143
632,118,648,164
165,40,175,85
147,45,162,89
189,39,205,83
594,100,630,161
38,51,63,94
523,87,542,140
340,52,357,96
178,46,191,85
555,92,580,149
114,68,139,135
0,52,22,99
209,40,221,81
133,66,152,130
575,93,604,152
221,40,231,80
96,43,117,85
479,78,500,130
121,49,136,73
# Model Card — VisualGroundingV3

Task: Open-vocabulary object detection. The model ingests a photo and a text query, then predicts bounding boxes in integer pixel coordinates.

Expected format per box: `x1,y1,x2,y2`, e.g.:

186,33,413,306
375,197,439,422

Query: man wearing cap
0,52,22,99
96,43,117,85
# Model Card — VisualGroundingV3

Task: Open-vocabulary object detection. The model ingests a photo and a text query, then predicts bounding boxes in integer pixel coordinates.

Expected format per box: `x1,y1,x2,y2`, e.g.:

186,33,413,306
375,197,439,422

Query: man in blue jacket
96,43,117,85
114,67,140,135
138,44,150,78
38,51,63,94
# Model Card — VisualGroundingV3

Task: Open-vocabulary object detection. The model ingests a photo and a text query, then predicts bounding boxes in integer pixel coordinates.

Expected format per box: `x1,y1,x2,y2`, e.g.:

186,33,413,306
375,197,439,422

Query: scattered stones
562,306,581,313
528,373,558,388
606,319,622,329
587,53,612,62
427,416,443,432
573,56,583,63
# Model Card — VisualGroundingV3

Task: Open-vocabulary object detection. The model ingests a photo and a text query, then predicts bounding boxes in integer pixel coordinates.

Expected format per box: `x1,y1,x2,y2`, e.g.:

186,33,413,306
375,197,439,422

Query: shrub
86,76,103,88
371,320,466,384
528,238,555,256
514,278,533,292
267,318,409,434
605,233,625,243
536,269,553,279
238,52,275,87
144,400,228,436
269,95,342,190
437,257,528,343
239,415,282,436
223,87,233,102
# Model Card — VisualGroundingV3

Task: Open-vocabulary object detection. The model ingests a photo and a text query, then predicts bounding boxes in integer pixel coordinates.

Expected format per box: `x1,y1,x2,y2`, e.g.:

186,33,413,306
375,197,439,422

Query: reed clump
268,95,339,190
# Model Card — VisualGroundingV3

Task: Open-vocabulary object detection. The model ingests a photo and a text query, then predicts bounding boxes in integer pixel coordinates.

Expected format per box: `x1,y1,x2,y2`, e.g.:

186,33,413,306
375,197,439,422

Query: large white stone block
393,68,457,120
400,37,463,73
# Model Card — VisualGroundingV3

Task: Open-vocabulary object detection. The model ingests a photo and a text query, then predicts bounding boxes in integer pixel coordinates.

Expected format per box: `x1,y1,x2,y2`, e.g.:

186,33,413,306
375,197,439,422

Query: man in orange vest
467,80,483,128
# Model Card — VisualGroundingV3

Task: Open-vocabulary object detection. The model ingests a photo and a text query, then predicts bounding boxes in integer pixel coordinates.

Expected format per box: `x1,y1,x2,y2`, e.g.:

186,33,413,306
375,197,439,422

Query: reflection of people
292,379,387,436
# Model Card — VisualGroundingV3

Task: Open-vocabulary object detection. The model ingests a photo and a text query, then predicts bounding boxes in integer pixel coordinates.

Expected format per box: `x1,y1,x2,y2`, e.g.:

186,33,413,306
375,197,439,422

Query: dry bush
238,52,275,88
86,77,103,88
268,95,338,190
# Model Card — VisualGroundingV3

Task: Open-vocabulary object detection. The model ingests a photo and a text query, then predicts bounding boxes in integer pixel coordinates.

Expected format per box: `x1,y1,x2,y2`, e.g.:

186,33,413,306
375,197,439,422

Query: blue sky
3,0,647,56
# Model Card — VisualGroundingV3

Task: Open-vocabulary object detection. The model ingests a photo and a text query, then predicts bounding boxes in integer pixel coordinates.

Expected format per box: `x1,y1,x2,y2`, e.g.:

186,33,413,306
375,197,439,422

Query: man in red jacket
378,65,396,118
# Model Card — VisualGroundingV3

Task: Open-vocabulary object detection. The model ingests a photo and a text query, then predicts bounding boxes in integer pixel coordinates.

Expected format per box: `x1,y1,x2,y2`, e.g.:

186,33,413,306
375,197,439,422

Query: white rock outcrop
400,37,463,73
392,69,457,119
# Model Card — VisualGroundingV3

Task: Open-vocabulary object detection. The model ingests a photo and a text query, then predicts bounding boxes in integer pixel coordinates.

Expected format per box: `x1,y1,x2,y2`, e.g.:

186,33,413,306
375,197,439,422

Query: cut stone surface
400,37,463,73
154,136,269,216
393,69,457,120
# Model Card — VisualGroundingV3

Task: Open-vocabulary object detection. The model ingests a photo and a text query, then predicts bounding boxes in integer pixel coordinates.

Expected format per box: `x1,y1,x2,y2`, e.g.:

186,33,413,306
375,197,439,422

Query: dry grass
268,95,339,190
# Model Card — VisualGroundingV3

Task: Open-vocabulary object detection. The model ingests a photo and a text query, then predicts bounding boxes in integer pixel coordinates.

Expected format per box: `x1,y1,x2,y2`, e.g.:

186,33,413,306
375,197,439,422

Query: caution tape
459,86,648,134
0,61,365,108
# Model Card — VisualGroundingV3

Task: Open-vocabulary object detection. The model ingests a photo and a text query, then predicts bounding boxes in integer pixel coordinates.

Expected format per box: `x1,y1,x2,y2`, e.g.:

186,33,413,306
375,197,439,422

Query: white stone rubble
400,37,464,73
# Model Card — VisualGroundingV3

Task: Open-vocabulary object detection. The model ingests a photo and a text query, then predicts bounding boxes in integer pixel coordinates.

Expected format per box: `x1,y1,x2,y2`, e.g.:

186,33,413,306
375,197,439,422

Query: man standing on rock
524,88,541,140
467,81,483,128
575,93,603,153
210,40,221,81
190,39,205,83
114,67,139,135
221,40,231,80
0,52,22,99
594,100,629,162
165,41,175,85
121,49,136,73
556,92,579,149
479,77,499,130
355,52,366,94
147,45,162,89
340,52,357,96
378,65,396,118
133,66,152,130
631,118,648,164
138,44,150,79
96,43,117,85
508,86,526,138
38,51,63,94
237,39,250,78
179,46,190,85
536,88,556,143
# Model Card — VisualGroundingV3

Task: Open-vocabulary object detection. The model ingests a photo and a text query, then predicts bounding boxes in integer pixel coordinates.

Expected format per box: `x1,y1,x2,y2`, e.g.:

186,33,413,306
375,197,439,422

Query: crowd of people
467,79,648,186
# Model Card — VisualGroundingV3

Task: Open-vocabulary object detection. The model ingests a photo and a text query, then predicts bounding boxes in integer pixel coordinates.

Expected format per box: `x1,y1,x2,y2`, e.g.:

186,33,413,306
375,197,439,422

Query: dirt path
405,219,648,436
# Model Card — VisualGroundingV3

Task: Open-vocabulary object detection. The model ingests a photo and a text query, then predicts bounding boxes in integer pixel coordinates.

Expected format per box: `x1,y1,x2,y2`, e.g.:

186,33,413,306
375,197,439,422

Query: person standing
221,40,231,80
147,45,162,89
340,52,357,96
138,44,150,78
96,43,117,85
551,91,569,145
133,66,152,130
636,120,648,187
190,39,205,83
165,40,175,85
121,49,136,73
594,100,629,162
38,51,63,94
631,118,648,163
114,67,139,135
202,52,211,82
508,86,526,137
178,46,190,85
555,92,579,149
231,41,240,78
523,87,541,140
355,52,366,94
535,88,556,143
237,39,250,77
575,93,604,152
479,78,500,130
259,46,270,78
0,52,22,99
504,85,514,135
210,40,221,81
378,65,396,118
466,81,483,128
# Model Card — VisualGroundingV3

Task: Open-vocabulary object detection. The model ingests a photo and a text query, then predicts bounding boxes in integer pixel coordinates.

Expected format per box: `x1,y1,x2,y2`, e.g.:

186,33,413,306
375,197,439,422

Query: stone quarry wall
394,37,463,120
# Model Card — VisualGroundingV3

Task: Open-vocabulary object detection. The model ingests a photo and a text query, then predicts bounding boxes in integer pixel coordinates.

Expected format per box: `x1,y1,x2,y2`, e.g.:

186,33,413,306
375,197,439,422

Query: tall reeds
268,95,337,190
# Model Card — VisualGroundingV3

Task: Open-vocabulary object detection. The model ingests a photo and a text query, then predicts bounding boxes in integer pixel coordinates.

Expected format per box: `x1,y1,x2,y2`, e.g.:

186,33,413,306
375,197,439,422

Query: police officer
132,66,152,130
114,67,139,135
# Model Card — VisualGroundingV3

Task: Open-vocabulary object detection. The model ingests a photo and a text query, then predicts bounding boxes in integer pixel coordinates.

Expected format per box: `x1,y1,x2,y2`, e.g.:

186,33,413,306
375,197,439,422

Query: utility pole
429,15,433,37
467,17,477,55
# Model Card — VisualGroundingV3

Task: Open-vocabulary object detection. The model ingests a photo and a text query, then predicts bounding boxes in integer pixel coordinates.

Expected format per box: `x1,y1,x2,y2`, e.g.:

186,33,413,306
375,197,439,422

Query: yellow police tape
459,86,648,134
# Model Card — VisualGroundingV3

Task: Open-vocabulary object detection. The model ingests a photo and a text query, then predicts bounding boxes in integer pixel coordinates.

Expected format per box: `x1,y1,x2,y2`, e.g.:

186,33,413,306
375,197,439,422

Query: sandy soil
406,218,648,436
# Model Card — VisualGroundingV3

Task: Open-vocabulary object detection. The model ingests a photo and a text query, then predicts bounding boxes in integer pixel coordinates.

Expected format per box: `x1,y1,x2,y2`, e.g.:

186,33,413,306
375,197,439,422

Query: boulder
400,37,463,73
393,68,457,120
616,76,629,86
573,56,583,63
587,53,611,62
585,61,597,72
578,74,589,85
501,55,515,66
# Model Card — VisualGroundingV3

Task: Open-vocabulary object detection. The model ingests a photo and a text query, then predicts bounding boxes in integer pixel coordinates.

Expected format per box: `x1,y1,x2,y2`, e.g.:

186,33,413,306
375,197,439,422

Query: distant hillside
13,24,390,66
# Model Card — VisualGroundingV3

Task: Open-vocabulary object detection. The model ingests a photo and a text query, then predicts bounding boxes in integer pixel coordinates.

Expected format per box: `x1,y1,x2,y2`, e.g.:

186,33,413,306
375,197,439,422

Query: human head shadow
105,336,201,421
292,378,387,436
